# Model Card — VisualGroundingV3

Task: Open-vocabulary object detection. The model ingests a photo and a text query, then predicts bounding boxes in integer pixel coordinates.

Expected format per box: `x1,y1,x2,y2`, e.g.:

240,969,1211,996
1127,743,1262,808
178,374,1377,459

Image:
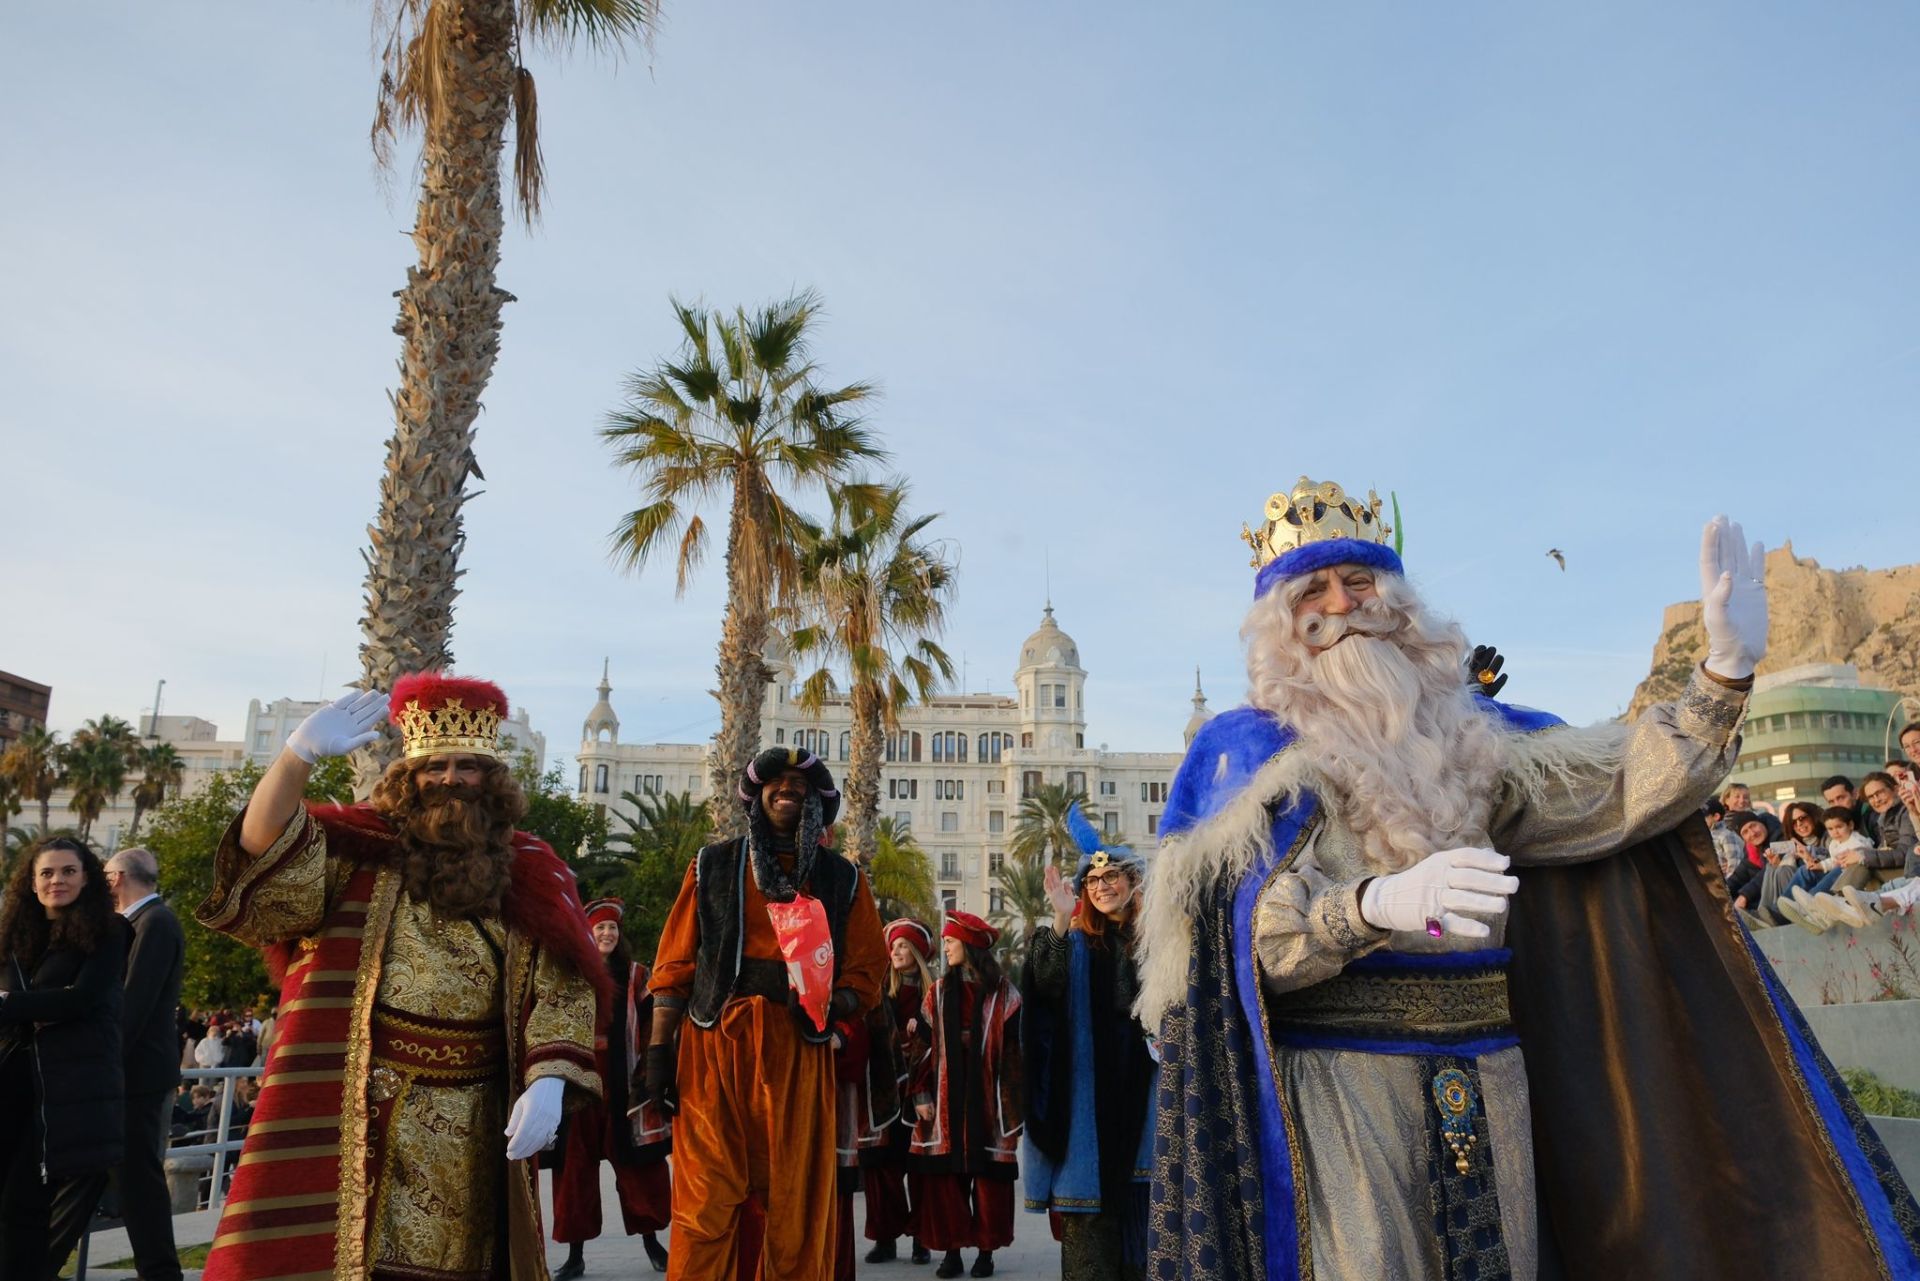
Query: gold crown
396,697,505,761
1241,476,1391,569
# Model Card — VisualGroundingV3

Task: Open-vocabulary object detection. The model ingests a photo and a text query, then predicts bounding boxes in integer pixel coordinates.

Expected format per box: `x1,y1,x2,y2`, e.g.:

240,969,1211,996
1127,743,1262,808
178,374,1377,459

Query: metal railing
170,1064,266,1211
71,1064,264,1281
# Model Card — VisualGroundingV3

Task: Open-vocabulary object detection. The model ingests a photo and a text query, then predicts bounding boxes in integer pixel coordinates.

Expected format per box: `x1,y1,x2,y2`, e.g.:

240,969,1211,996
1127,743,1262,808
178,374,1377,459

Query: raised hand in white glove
1359,847,1519,940
285,689,388,764
503,1075,565,1161
1699,515,1768,682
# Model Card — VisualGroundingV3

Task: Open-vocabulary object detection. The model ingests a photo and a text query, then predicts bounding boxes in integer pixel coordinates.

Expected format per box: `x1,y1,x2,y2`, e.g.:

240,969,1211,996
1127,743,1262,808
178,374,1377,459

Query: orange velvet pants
666,999,836,1281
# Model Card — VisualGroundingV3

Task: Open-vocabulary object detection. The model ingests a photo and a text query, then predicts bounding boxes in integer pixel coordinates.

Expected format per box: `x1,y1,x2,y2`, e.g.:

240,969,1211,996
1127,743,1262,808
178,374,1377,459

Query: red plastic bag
765,894,834,1032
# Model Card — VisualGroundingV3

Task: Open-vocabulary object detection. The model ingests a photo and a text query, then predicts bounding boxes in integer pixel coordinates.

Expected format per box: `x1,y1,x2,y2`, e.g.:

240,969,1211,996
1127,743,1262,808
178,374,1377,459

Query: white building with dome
575,606,1212,918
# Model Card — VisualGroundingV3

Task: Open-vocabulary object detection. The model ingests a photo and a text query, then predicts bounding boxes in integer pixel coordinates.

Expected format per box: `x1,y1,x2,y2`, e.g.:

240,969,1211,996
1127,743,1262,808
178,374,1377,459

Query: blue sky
5,3,1918,769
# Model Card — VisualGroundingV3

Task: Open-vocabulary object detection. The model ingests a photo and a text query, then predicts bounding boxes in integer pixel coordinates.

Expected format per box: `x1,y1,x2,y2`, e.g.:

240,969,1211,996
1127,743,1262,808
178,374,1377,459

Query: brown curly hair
368,756,526,917
0,836,117,970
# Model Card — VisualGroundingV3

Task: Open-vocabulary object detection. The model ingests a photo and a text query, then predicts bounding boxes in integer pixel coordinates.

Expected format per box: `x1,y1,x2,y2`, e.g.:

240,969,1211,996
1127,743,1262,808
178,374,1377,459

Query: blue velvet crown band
1254,538,1405,598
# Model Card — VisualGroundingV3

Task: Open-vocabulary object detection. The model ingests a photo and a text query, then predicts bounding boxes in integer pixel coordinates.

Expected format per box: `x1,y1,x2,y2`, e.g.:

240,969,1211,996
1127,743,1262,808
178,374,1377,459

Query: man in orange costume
646,747,887,1280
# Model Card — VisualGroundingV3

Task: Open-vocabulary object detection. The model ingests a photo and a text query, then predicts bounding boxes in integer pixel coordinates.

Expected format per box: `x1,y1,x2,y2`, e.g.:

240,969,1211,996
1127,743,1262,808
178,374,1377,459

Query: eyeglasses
1864,788,1894,802
1084,870,1131,890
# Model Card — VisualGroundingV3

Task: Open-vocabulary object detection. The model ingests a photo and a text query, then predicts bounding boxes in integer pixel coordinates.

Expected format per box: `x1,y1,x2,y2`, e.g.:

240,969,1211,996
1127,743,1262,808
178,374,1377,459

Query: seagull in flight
1546,548,1566,571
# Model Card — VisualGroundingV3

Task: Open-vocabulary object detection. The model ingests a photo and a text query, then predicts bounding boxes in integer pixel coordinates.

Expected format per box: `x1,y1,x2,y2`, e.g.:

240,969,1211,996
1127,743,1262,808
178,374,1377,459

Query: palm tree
787,481,956,864
990,853,1054,969
127,742,186,840
65,736,130,842
0,773,19,863
603,293,885,839
1008,781,1090,870
996,781,1092,966
0,727,66,835
353,0,659,795
589,790,711,958
75,716,142,770
867,816,937,922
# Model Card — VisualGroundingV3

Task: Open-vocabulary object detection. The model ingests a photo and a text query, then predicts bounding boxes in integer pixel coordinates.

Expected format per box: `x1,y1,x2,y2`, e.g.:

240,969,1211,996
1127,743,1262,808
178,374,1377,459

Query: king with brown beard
1139,478,1920,1281
196,673,607,1281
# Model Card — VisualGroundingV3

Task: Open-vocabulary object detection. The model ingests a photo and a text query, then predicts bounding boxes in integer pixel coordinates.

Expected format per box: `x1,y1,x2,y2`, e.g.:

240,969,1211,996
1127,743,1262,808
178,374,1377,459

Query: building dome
1018,605,1081,670
583,659,619,744
1184,668,1212,748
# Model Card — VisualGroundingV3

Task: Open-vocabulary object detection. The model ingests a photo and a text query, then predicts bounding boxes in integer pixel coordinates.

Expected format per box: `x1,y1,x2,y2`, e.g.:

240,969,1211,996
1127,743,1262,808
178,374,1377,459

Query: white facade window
1147,813,1160,835
989,850,1005,872
689,775,700,792
988,780,1005,796
1099,780,1116,796
1771,753,1792,767
989,889,1005,914
253,730,270,750
1054,686,1067,709
1774,786,1796,801
942,890,958,912
1104,811,1119,834
940,851,959,878
895,811,912,830
940,812,959,833
775,728,786,744
1067,771,1085,796
988,811,1005,834
594,764,609,794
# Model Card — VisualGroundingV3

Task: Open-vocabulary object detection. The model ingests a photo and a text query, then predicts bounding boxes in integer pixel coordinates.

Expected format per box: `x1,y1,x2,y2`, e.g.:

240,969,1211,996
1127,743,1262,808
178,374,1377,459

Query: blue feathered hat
1067,802,1142,890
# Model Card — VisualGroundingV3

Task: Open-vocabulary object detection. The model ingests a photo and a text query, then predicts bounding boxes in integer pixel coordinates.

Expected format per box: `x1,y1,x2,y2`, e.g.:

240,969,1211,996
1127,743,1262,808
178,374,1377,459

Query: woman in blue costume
1021,805,1157,1280
1136,477,1920,1281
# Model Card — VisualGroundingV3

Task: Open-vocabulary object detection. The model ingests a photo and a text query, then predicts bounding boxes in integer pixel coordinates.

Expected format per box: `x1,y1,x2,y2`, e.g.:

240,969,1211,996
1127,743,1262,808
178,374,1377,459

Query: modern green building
1728,664,1913,809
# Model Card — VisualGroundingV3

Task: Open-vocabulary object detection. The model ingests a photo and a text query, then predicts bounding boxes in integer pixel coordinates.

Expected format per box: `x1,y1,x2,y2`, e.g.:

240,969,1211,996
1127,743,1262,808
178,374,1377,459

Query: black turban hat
739,746,841,829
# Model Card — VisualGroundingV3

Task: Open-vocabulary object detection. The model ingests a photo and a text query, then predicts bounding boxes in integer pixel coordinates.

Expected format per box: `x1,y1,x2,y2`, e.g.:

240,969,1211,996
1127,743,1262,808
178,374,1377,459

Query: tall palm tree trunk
710,494,771,841
354,0,518,797
39,794,52,835
844,683,884,864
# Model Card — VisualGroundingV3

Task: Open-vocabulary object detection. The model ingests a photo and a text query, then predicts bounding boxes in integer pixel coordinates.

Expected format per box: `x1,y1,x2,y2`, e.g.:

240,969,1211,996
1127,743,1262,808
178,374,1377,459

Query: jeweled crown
1241,476,1392,570
396,697,505,760
391,673,509,761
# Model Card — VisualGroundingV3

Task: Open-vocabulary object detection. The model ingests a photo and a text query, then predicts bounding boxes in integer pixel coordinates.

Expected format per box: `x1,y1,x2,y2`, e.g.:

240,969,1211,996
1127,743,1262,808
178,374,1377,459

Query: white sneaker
1775,896,1828,933
1841,886,1884,920
1813,893,1869,930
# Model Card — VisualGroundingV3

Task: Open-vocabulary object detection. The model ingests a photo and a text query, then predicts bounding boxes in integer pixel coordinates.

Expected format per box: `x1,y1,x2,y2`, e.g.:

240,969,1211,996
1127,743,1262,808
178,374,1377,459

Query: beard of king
368,759,525,917
1242,571,1507,874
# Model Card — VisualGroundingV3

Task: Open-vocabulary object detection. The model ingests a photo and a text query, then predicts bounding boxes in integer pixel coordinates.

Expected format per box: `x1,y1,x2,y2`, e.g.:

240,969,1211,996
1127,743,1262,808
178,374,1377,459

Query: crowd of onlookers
1706,724,1920,932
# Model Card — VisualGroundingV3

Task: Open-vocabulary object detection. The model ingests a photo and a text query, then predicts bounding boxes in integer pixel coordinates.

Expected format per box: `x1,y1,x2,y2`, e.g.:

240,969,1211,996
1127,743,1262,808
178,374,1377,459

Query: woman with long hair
1021,808,1156,1281
863,919,935,1264
548,898,671,1277
909,912,1022,1279
0,836,129,1278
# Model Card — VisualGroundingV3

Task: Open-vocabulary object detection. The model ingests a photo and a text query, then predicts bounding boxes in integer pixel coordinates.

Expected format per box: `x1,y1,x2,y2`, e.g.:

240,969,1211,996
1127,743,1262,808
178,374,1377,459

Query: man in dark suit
46,846,185,1280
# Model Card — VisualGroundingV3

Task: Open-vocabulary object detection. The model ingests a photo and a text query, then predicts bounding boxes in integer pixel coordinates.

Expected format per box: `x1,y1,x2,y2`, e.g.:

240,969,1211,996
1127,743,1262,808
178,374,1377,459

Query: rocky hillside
1626,543,1920,718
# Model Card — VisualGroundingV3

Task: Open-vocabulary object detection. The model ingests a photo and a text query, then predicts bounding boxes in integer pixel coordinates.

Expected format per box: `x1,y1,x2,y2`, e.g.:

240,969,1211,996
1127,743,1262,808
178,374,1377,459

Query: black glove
1466,645,1507,699
642,1043,678,1115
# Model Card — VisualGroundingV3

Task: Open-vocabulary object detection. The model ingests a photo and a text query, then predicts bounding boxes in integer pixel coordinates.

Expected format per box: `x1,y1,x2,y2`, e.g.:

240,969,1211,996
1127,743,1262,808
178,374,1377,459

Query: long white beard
1275,632,1504,873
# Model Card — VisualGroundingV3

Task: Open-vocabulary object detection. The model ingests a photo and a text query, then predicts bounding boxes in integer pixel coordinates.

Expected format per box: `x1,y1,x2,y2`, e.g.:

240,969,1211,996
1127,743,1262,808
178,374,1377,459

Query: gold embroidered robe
198,805,601,1281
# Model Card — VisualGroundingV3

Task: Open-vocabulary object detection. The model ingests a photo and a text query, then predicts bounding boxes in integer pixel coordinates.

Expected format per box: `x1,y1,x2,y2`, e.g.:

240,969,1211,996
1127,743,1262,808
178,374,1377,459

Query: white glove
1359,847,1519,940
503,1075,565,1160
285,689,389,764
1699,515,1768,681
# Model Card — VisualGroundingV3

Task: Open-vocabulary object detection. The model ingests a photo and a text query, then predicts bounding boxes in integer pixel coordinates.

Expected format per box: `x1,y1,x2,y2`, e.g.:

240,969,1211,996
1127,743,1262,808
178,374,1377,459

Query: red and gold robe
196,802,606,1281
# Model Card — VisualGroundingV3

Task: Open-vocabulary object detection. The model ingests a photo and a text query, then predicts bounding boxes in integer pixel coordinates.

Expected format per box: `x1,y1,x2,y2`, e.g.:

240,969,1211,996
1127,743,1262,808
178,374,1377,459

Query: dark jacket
1867,804,1920,875
122,897,186,1095
0,920,130,1179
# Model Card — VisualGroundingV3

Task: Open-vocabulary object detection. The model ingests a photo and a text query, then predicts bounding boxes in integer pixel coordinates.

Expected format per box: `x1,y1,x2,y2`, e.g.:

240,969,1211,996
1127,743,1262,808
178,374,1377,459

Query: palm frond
511,67,546,225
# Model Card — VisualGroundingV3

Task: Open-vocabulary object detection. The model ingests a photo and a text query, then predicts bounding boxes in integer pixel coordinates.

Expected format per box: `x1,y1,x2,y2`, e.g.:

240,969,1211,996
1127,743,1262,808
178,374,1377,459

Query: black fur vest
687,836,860,1044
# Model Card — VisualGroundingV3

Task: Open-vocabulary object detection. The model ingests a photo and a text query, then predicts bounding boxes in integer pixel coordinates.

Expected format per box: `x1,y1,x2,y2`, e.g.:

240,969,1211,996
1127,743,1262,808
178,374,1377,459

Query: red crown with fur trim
390,672,509,761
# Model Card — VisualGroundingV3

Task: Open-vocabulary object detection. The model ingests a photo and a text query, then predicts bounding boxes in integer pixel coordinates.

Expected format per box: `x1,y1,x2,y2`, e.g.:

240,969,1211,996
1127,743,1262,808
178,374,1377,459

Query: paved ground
69,1164,1064,1279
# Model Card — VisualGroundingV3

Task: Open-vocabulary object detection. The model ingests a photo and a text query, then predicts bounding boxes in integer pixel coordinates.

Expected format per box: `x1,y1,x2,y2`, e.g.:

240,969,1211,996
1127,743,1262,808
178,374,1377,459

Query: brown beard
368,759,525,917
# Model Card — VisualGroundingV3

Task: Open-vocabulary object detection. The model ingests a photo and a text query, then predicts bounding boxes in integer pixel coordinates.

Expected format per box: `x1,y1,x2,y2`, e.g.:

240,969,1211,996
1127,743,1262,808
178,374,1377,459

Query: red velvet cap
942,910,999,949
885,918,934,960
585,897,625,929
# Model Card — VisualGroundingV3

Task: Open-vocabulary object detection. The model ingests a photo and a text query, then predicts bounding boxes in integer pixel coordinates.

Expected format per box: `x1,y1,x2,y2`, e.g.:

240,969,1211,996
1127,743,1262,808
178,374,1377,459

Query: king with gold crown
195,673,608,1281
1138,482,1920,1279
